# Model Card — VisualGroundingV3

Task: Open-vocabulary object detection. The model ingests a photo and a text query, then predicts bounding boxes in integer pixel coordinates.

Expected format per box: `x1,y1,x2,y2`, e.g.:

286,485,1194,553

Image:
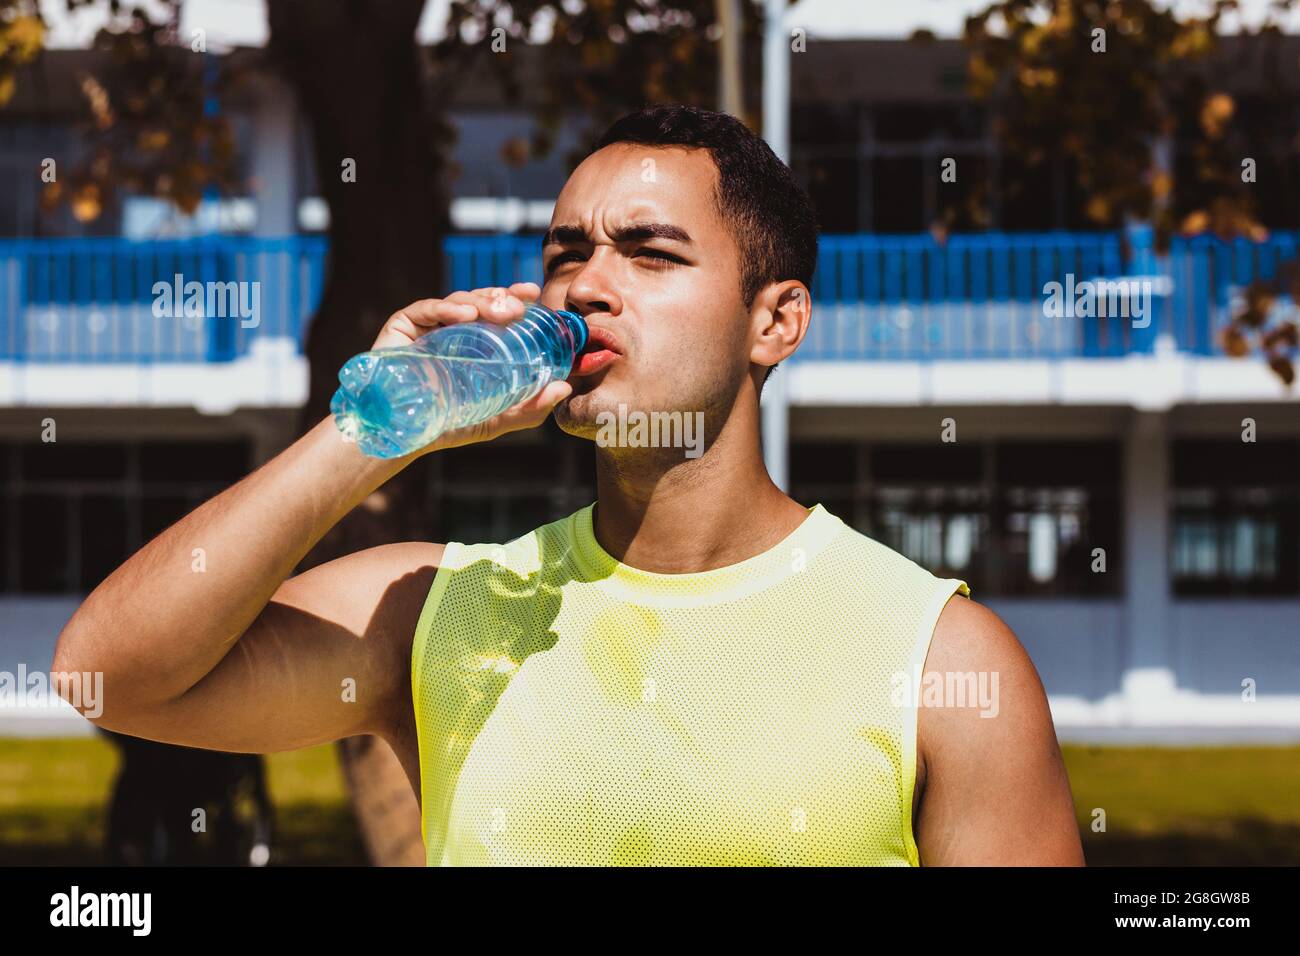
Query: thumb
540,380,573,408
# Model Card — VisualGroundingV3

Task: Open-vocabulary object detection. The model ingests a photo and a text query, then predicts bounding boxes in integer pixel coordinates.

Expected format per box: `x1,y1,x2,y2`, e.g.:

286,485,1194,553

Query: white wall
0,596,89,736
1171,600,1300,695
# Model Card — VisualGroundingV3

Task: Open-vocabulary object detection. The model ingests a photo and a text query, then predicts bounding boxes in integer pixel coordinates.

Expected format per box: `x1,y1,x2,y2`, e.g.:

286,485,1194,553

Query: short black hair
591,105,819,384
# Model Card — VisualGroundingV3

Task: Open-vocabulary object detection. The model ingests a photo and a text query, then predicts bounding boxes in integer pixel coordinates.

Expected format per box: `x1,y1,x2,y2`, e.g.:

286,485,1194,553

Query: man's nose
565,253,619,315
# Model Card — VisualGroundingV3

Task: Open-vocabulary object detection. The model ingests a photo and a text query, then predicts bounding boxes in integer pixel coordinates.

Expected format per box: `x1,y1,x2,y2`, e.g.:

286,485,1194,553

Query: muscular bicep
92,542,443,755
913,597,1085,866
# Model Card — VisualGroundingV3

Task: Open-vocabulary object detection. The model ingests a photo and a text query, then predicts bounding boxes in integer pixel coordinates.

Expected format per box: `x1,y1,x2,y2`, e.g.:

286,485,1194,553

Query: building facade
1,40,1298,740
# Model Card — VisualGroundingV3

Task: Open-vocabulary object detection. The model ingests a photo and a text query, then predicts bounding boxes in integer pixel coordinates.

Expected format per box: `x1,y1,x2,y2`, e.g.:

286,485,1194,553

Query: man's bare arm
72,539,443,753
51,414,430,749
51,285,570,754
913,597,1086,866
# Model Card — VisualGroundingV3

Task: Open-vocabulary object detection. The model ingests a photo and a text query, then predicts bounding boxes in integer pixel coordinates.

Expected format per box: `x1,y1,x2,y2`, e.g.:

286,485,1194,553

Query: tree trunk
266,0,449,866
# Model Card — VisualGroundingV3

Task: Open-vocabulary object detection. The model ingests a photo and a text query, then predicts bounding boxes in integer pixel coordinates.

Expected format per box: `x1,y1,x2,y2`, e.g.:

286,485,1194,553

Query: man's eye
546,252,583,273
637,249,682,265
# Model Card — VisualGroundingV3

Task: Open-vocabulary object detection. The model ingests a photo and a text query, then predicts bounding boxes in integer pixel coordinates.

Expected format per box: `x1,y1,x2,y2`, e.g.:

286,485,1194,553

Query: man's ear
750,281,811,371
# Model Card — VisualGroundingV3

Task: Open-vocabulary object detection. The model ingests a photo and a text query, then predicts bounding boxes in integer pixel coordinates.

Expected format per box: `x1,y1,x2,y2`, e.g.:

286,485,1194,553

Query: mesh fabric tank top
410,501,969,866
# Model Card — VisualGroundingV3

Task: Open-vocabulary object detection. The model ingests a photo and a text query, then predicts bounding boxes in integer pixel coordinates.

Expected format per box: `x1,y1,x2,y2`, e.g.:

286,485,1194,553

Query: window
1,439,250,594
789,441,857,529
789,439,1122,596
995,442,1120,596
1172,440,1300,596
794,153,863,234
422,426,593,545
869,443,989,582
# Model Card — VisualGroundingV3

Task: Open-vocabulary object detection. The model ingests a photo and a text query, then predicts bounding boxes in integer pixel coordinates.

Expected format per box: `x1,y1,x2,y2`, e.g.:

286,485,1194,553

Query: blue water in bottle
331,304,589,459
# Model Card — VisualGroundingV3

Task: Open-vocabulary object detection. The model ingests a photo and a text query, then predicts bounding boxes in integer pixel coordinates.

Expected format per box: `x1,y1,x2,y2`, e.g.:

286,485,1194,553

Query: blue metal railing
0,231,1294,363
447,230,1300,360
0,236,328,362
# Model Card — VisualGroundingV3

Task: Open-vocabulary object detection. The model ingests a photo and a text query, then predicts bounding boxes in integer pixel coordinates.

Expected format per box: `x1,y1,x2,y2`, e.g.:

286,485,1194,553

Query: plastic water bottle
331,303,589,459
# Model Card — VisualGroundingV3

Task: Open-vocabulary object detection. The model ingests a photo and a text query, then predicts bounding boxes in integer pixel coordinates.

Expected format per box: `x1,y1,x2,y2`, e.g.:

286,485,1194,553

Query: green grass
1063,744,1300,865
0,737,364,865
1,738,1297,865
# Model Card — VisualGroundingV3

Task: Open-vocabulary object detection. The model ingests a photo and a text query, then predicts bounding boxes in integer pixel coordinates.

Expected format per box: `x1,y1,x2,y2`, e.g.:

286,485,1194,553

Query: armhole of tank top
410,541,462,859
900,577,970,868
410,541,461,699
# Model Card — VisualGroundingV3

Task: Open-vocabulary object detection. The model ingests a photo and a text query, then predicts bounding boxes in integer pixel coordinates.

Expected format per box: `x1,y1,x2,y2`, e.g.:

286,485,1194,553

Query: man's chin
553,391,605,440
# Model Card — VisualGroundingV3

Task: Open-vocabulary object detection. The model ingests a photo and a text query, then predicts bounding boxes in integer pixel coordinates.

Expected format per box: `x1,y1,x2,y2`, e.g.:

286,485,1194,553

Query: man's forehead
551,146,719,237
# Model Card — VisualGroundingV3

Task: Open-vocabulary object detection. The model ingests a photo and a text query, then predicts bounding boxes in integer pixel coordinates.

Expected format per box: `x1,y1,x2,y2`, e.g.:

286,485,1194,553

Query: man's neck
589,404,810,574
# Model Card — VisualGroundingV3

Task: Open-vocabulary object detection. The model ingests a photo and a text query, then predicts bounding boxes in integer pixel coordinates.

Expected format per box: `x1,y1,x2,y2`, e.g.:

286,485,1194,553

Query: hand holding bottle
332,284,587,459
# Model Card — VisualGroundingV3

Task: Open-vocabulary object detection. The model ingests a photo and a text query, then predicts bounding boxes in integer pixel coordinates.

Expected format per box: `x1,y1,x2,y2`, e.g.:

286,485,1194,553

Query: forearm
53,414,412,706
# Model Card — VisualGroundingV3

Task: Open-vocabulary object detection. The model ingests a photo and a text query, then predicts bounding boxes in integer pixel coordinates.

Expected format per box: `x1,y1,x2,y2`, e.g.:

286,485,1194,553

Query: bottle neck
557,309,588,354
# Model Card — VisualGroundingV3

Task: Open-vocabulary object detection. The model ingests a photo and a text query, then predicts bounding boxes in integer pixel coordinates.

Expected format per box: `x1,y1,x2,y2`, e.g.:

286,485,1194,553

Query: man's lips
569,325,624,378
572,349,619,376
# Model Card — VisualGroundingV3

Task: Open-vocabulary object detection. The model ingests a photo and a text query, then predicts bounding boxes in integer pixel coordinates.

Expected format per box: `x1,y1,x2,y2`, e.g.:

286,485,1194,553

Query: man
54,105,1085,866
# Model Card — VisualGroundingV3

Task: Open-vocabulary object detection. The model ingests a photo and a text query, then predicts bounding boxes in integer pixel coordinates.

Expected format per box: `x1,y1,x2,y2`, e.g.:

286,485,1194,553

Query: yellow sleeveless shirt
410,502,969,866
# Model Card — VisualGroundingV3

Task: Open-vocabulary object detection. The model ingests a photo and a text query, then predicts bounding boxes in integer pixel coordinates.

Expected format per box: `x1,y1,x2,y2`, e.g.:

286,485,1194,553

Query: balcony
0,231,1294,410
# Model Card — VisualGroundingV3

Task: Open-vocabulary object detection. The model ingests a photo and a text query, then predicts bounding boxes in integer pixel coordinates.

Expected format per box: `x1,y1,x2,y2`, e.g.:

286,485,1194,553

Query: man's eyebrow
541,222,694,248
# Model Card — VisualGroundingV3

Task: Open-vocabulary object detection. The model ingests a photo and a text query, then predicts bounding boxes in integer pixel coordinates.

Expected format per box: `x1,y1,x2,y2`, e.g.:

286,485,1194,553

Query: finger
499,380,572,429
476,290,527,324
534,379,573,408
397,298,473,328
472,283,539,305
382,299,474,344
428,378,571,451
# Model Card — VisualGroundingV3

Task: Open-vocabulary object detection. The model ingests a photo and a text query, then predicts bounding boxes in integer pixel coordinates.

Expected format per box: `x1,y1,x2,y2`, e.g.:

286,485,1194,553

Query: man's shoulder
919,595,1048,758
927,596,1029,678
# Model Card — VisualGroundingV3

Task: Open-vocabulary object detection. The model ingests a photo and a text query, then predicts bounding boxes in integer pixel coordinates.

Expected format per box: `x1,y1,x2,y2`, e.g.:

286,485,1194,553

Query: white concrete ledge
788,355,1298,409
0,337,308,414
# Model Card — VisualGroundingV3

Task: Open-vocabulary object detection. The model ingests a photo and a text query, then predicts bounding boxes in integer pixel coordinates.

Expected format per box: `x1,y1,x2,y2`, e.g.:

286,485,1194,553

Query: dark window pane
995,442,1121,596
0,497,10,592
874,106,971,143
502,496,556,542
871,157,924,232
440,441,557,484
998,154,1060,231
791,104,859,145
997,441,1121,486
790,442,856,485
870,488,990,580
141,495,194,545
20,442,128,482
871,443,983,483
1173,439,1300,486
80,495,130,590
139,440,250,484
438,497,497,545
868,443,989,581
811,495,856,529
1171,439,1300,596
796,154,861,233
938,152,993,230
999,487,1118,596
18,495,72,592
